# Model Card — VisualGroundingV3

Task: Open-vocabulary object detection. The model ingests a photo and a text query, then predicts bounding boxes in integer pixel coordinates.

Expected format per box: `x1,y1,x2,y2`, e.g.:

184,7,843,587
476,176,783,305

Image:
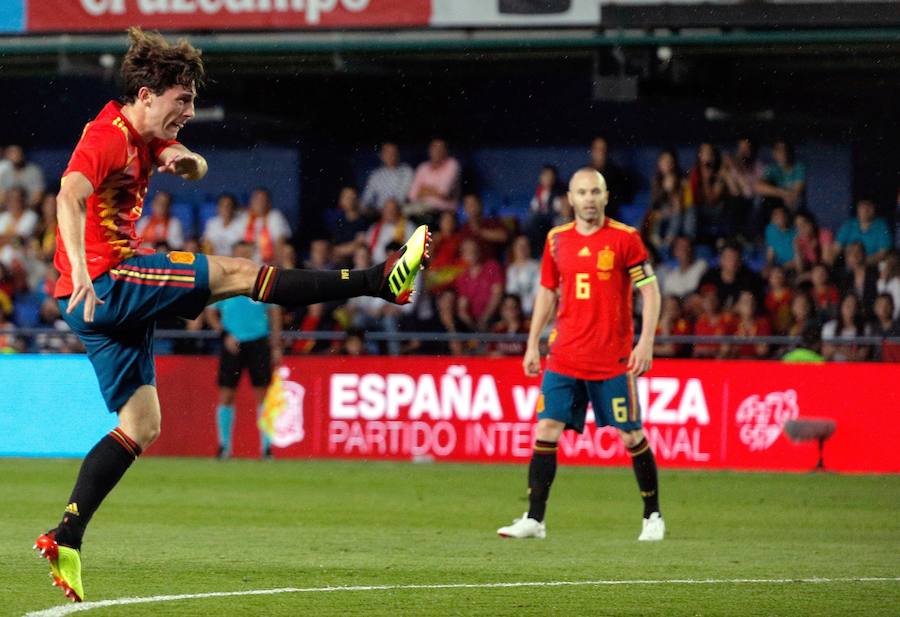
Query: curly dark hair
120,27,205,103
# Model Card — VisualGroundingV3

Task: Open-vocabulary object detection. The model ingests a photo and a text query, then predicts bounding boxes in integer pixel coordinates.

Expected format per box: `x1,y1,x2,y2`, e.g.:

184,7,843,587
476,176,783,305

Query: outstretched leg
207,225,430,306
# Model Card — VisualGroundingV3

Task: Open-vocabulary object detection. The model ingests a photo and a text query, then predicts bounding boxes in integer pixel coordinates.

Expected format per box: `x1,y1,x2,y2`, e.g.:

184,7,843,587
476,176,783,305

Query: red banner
152,357,900,473
27,0,430,33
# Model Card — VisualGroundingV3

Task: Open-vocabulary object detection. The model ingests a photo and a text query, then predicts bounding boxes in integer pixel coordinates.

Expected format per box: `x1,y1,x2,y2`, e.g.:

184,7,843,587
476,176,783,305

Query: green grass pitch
3,458,898,616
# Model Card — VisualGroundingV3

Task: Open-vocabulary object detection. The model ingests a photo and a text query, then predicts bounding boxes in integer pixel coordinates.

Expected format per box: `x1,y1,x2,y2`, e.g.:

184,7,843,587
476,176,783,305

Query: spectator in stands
273,244,296,273
305,238,336,271
810,263,839,321
658,235,707,299
720,137,764,238
137,191,184,250
0,308,26,353
700,242,763,309
342,327,367,356
202,193,243,256
685,142,729,242
22,234,48,295
425,210,466,294
487,293,529,357
692,288,736,359
787,289,818,338
764,265,793,335
366,197,414,263
407,137,461,215
589,136,631,218
834,241,878,315
237,187,291,264
870,293,900,361
764,204,796,268
645,149,694,259
34,193,58,261
398,288,463,356
329,186,370,266
555,193,574,226
525,164,565,257
782,325,824,363
182,236,202,254
870,293,900,339
654,295,692,358
831,199,891,266
792,212,831,274
455,237,504,332
505,234,540,315
0,262,14,319
756,138,806,215
459,193,510,261
361,142,414,213
732,290,772,359
0,191,30,296
822,292,870,362
0,186,39,242
343,244,405,355
36,268,61,322
0,145,45,207
876,252,900,319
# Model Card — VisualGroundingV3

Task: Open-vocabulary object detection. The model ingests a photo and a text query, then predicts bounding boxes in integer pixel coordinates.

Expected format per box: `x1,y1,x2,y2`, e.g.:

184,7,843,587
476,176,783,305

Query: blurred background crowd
1,134,898,360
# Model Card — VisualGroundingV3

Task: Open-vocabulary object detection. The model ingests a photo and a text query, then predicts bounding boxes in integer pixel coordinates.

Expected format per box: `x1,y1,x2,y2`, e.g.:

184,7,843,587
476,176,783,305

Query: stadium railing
4,327,900,360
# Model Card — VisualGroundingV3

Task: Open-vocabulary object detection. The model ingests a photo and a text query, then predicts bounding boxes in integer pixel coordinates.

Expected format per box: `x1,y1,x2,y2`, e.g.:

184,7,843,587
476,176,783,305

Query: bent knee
214,256,259,282
142,425,161,448
208,255,260,298
130,420,161,450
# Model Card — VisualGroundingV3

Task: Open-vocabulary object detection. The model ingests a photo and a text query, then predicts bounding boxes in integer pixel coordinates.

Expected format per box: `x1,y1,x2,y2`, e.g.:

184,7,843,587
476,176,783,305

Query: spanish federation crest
597,247,615,271
597,247,615,280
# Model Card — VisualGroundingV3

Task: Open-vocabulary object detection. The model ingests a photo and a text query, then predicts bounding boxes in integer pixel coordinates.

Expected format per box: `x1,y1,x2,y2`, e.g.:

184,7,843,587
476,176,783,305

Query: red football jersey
54,101,178,297
540,219,653,380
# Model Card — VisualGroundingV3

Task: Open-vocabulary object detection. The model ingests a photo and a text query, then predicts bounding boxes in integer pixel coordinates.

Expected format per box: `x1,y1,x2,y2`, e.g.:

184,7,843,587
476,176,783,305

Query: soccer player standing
497,168,663,541
34,28,429,603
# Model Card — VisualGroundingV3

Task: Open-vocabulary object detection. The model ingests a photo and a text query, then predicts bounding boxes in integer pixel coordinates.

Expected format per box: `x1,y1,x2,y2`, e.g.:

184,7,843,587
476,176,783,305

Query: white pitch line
24,577,900,617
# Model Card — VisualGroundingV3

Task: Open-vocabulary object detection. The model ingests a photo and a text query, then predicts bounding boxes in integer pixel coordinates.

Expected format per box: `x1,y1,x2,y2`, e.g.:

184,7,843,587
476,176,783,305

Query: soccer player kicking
497,168,663,542
33,28,430,603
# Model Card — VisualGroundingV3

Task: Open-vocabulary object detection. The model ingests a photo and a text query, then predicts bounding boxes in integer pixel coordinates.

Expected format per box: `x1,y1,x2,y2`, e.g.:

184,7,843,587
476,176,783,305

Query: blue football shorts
538,369,642,433
59,252,211,412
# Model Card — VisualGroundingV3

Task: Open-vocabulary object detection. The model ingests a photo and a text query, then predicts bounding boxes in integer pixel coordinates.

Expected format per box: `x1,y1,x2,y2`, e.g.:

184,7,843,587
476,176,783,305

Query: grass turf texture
3,458,898,616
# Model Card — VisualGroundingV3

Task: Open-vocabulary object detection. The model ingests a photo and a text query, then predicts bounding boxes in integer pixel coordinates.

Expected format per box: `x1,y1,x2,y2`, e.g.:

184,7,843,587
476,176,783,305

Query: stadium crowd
1,137,899,361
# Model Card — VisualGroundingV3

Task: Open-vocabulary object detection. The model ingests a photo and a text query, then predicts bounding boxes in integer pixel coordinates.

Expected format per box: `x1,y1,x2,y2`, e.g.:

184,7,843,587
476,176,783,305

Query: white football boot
638,512,665,541
497,512,546,539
